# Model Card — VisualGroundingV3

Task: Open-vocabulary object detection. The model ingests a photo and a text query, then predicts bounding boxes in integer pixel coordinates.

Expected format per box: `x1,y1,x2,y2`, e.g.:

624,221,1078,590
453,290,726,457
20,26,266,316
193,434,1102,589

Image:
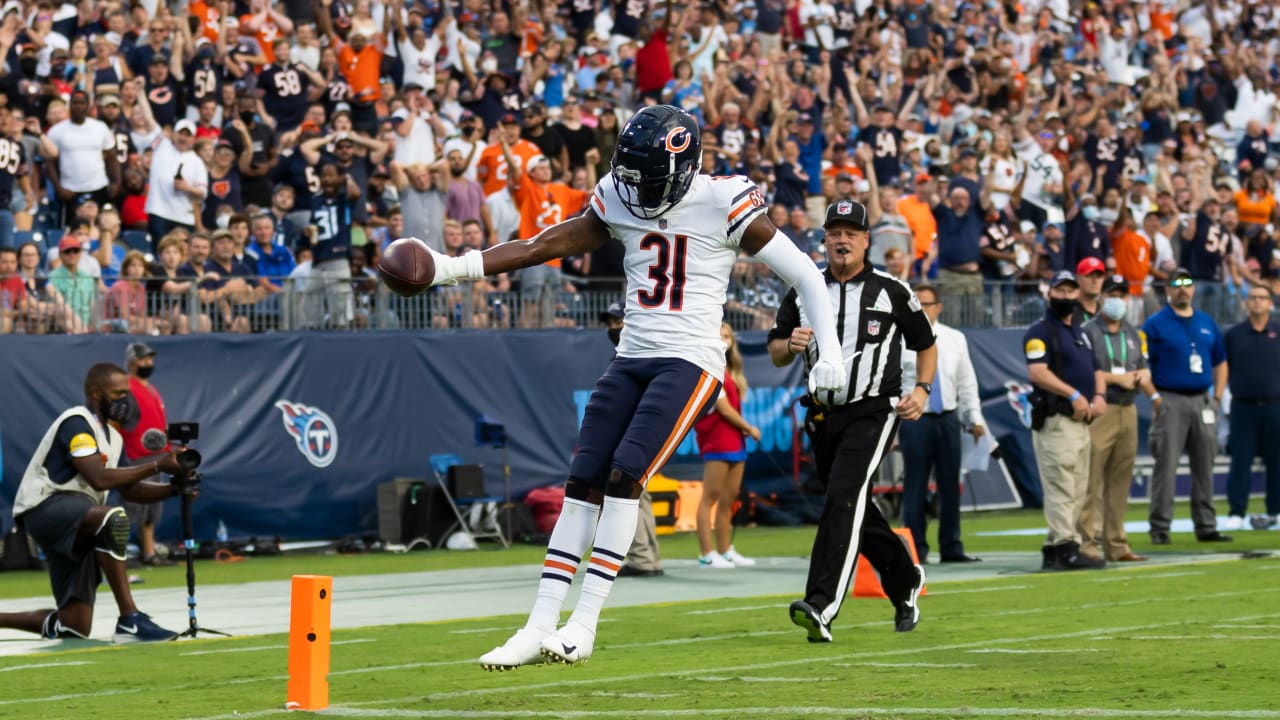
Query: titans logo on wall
275,401,339,468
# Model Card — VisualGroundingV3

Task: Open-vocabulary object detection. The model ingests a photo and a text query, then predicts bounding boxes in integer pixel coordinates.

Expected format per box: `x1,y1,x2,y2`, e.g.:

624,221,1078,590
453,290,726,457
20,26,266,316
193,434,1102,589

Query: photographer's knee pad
605,469,642,499
93,507,130,562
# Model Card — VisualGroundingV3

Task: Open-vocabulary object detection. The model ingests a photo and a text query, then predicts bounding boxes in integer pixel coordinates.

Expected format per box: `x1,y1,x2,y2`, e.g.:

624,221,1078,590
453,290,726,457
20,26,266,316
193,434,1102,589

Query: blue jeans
0,209,14,249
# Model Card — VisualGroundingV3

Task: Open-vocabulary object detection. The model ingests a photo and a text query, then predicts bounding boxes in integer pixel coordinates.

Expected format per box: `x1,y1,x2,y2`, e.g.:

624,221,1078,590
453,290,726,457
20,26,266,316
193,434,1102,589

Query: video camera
167,422,203,492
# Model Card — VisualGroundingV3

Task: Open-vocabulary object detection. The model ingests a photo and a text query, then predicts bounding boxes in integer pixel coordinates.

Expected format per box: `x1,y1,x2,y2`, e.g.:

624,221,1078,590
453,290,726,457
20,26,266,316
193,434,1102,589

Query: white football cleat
1223,515,1245,531
479,628,550,671
539,621,596,665
723,547,756,567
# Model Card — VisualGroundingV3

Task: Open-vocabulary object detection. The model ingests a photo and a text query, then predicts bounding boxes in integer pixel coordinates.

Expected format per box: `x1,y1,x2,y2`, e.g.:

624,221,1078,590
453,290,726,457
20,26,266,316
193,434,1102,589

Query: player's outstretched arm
741,215,846,395
428,209,611,286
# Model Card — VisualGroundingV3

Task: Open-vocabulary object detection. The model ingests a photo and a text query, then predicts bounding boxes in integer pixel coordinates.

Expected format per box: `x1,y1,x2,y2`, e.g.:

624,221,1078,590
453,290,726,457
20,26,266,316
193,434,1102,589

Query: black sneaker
616,565,664,577
789,600,832,643
894,564,926,632
1055,541,1106,570
1196,531,1233,542
1149,531,1171,545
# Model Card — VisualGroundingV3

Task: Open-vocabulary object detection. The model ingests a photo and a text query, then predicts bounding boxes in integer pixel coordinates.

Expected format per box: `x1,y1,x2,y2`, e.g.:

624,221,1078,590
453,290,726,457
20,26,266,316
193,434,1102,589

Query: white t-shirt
979,154,1024,211
399,35,441,93
799,0,836,50
392,111,437,166
144,137,209,225
47,118,115,192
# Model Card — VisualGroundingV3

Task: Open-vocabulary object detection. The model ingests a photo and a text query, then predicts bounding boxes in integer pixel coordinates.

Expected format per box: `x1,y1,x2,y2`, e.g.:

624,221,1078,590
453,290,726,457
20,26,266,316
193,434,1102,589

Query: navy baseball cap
824,200,869,230
1049,270,1078,289
598,302,625,322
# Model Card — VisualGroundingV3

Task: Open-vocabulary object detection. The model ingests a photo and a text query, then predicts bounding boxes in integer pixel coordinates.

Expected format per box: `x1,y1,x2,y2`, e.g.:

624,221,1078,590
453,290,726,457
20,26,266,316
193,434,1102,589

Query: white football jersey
591,173,768,378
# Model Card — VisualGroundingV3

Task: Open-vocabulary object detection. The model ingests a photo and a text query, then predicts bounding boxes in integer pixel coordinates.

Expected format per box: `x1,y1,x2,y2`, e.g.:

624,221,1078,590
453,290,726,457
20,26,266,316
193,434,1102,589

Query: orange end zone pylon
851,528,927,599
286,575,333,712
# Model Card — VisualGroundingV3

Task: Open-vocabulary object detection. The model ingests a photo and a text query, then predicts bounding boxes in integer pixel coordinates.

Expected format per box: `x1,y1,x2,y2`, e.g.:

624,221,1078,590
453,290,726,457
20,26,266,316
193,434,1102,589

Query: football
378,238,435,297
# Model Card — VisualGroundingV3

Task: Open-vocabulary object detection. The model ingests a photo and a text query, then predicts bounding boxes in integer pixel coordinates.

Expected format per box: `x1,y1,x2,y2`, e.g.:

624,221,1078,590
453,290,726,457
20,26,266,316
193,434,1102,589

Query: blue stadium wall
0,329,1154,540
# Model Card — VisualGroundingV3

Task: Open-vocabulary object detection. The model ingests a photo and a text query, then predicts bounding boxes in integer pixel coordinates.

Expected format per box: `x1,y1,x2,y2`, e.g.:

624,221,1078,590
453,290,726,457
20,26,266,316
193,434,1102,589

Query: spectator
442,149,489,238
200,229,255,334
389,161,446,254
105,250,153,334
898,174,937,280
391,84,445,166
258,38,321,135
303,161,362,329
46,90,120,225
313,0,382,134
223,91,279,208
1075,257,1106,323
204,138,247,230
49,234,102,328
0,246,25,333
146,120,209,245
148,232,199,334
245,213,296,287
931,184,987,321
14,241,81,334
1142,268,1229,545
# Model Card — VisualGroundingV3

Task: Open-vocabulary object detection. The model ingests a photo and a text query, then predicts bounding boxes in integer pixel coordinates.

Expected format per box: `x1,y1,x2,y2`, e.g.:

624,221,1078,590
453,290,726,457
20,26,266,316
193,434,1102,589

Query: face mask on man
1082,205,1100,222
1049,297,1077,319
99,393,140,430
1102,296,1128,321
135,365,155,379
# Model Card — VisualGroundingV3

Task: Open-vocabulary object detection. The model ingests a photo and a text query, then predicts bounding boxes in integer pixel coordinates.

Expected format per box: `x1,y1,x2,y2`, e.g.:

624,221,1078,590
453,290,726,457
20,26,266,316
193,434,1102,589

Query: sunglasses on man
1170,277,1194,288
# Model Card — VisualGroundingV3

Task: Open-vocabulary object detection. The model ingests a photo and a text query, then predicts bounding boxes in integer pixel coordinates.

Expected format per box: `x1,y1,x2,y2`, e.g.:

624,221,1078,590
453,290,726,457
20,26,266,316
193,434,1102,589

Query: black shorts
20,492,103,610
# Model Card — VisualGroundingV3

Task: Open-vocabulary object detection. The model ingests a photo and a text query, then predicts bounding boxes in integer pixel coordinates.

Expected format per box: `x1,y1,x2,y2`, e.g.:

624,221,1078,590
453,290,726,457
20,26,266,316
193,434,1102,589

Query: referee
768,199,936,642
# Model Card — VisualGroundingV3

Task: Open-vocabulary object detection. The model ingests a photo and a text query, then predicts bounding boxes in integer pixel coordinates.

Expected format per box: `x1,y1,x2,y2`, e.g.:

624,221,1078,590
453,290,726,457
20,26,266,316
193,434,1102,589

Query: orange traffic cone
851,528,927,599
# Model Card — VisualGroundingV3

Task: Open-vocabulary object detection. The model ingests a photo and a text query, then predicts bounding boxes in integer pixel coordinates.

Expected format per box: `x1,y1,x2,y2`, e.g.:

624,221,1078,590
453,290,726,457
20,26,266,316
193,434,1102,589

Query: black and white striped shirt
769,264,935,407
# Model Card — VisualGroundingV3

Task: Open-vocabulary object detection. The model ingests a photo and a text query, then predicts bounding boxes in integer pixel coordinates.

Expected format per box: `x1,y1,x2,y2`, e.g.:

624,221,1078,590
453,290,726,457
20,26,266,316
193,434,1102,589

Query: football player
416,105,847,668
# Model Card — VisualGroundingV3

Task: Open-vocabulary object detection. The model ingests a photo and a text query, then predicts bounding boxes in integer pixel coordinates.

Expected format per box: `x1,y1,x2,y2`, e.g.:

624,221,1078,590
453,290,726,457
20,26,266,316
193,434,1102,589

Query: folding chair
429,454,508,548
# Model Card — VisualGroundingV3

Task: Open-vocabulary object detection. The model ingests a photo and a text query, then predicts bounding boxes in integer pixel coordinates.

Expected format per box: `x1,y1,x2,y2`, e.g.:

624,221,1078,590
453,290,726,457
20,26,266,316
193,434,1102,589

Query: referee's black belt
921,410,955,417
1155,387,1210,397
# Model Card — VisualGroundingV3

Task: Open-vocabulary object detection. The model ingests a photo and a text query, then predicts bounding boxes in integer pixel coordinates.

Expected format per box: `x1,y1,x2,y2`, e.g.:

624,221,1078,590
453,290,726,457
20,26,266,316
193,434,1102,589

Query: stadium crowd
0,0,1277,335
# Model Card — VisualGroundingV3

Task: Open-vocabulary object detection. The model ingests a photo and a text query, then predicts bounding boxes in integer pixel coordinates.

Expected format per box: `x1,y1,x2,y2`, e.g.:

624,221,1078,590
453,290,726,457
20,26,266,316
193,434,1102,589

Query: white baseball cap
174,119,197,135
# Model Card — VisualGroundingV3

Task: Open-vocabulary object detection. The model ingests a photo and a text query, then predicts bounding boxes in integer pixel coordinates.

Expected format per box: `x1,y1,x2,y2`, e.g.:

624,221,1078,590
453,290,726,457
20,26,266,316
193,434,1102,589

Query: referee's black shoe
789,600,832,643
894,564,926,632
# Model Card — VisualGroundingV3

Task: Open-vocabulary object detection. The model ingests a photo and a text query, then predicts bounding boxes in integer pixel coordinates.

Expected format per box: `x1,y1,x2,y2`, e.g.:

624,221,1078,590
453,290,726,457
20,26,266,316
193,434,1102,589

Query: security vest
12,406,121,517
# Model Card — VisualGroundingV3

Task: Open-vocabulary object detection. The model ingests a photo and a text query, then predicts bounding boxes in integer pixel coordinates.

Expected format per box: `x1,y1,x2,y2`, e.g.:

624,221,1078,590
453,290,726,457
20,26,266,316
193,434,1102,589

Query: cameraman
0,363,195,643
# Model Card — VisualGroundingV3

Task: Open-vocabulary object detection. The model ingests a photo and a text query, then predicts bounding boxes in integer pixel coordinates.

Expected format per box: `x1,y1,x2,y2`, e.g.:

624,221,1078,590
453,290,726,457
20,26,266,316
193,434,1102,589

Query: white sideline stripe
1214,624,1280,629
967,648,1099,655
843,662,977,669
685,603,788,616
256,706,1280,719
609,630,790,649
927,585,1029,595
529,692,681,699
686,671,844,676
180,639,376,656
0,688,137,706
179,608,1280,720
1091,571,1204,583
1098,635,1276,641
0,660,95,673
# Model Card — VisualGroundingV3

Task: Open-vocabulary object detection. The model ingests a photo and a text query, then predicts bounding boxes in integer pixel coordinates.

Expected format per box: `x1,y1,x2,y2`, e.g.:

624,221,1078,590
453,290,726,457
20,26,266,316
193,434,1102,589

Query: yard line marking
1214,624,1280,629
686,603,788,615
180,639,376,656
180,607,1280,720
250,705,1280,718
0,660,95,673
927,585,1029,595
528,691,682,699
448,619,614,635
610,630,790,649
0,688,138,706
842,662,977,668
684,675,842,683
1091,571,1204,583
967,648,1099,654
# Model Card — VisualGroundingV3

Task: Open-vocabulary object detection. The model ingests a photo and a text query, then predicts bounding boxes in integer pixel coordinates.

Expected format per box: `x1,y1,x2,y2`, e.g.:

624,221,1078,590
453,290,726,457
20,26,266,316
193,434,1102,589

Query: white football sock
567,496,639,635
524,497,600,634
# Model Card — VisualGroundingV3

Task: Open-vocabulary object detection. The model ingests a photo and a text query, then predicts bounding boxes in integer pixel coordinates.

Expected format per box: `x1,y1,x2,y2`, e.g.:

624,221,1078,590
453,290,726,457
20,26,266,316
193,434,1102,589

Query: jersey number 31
638,233,688,311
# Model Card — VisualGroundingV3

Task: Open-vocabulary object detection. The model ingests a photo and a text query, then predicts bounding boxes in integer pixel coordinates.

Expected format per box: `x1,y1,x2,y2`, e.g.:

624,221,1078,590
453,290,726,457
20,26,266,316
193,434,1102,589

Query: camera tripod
177,477,229,639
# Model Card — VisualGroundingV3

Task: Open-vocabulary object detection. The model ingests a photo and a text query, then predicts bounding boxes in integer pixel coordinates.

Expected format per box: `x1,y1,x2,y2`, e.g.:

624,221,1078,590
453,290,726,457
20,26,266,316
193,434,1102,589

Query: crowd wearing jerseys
0,0,1278,335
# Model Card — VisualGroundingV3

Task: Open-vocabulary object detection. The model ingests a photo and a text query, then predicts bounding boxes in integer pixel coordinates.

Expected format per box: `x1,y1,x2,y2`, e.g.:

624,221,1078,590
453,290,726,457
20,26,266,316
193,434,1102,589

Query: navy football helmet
611,105,701,220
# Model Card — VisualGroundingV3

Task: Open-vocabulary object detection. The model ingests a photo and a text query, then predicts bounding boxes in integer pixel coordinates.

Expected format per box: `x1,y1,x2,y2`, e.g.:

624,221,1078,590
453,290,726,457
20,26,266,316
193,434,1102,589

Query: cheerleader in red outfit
694,323,762,568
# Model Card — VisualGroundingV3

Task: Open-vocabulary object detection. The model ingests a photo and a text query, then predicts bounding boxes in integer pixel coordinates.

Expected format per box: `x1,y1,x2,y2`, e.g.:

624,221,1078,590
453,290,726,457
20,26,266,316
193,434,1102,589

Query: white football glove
807,357,846,395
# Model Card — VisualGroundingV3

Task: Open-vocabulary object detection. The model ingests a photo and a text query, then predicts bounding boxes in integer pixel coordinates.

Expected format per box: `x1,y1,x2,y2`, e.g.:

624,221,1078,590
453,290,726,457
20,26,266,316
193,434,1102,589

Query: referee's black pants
804,398,916,625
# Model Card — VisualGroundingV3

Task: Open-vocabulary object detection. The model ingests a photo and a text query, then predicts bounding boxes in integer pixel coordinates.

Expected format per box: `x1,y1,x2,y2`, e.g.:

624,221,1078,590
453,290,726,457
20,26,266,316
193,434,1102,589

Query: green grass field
2,504,1278,720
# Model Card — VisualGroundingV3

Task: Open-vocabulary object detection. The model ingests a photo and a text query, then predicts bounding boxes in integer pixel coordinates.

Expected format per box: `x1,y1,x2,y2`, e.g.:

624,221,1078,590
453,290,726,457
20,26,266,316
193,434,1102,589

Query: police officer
0,364,193,642
1142,268,1230,544
768,199,936,642
1222,286,1280,530
1024,270,1107,570
1079,275,1151,563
